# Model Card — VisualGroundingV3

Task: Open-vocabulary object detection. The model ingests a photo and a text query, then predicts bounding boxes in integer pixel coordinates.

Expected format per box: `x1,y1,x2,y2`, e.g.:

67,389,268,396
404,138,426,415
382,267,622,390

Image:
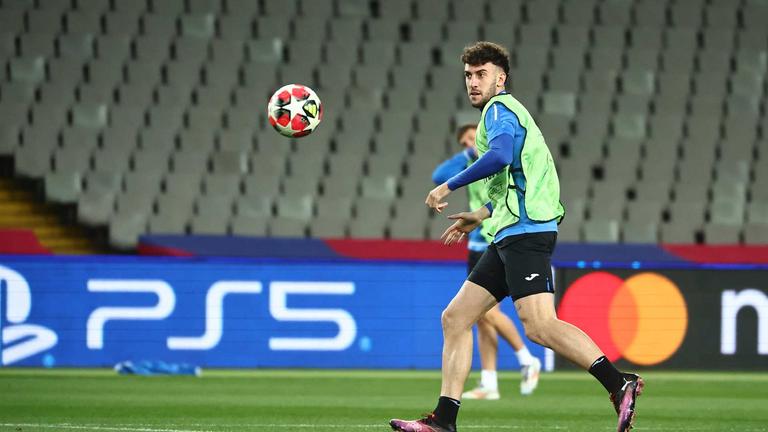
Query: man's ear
498,72,507,89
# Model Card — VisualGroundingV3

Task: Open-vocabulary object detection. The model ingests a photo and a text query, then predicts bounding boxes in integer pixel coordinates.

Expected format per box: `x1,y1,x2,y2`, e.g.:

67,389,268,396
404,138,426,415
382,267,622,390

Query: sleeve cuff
446,178,458,191
484,202,493,215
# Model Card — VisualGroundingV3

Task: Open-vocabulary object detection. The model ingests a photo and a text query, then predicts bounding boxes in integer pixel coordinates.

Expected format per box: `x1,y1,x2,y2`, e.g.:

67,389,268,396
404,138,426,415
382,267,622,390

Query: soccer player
389,42,643,432
432,124,541,399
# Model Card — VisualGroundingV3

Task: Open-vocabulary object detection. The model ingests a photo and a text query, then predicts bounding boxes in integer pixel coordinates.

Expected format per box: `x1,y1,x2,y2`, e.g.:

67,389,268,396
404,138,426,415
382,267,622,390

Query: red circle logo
558,272,688,365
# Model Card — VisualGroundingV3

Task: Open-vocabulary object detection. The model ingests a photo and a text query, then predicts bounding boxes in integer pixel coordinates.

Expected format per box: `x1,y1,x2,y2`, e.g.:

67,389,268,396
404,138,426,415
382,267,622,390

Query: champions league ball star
267,84,323,138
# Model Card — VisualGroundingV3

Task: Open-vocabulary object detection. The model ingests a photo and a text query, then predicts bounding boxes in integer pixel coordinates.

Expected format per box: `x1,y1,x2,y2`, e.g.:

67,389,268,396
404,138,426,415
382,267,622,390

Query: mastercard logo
557,272,688,365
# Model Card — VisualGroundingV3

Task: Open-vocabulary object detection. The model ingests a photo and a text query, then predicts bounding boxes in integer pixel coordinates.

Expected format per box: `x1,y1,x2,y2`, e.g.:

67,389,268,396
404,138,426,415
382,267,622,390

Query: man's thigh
467,244,509,303
445,279,500,326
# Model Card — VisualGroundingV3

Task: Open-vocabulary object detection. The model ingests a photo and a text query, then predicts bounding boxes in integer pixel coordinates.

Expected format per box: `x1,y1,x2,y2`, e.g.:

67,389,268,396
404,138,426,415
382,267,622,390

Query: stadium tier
0,0,767,250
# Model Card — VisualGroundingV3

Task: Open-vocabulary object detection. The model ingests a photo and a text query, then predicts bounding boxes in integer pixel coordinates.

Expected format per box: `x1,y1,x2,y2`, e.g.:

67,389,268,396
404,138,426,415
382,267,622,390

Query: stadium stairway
0,177,106,254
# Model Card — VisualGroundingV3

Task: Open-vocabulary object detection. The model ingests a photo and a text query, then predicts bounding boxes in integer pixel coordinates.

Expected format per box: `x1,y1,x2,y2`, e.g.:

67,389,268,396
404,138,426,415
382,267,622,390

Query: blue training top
446,101,557,243
432,149,489,252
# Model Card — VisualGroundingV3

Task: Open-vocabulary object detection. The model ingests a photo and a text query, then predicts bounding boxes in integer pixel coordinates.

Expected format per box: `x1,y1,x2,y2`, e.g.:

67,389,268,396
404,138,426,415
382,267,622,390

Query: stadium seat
589,196,624,222
276,194,314,222
10,56,46,83
360,175,398,200
19,33,57,58
542,92,576,116
148,211,188,235
230,213,269,237
622,221,659,244
366,18,401,42
216,14,252,40
27,9,63,35
747,202,768,224
14,144,53,178
110,210,149,249
389,220,426,240
704,224,741,244
115,190,156,217
54,145,92,174
660,221,698,244
557,218,581,242
633,2,667,28
360,40,397,67
322,172,359,198
78,189,116,225
546,67,581,92
328,18,364,42
236,194,273,219
348,217,387,239
709,197,745,226
597,1,632,25
310,216,348,238
0,124,20,156
192,196,233,234
45,171,83,204
282,175,321,198
744,223,768,245
203,173,241,198
269,218,307,237
172,149,210,173
124,169,162,193
0,10,25,34
317,64,353,92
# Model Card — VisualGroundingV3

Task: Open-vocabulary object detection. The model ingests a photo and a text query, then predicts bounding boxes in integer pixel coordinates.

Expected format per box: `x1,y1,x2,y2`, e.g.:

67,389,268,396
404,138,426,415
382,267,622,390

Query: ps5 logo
0,265,58,365
87,280,357,351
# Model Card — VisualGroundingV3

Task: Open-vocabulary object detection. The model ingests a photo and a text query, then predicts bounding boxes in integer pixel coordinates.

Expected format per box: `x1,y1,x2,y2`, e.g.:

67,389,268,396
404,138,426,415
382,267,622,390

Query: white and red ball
267,84,323,138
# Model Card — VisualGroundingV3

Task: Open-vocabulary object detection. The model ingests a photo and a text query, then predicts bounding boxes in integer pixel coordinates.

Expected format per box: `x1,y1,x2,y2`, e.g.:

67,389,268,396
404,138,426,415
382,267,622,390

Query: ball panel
302,100,319,119
276,90,292,106
291,85,310,100
291,113,309,131
275,109,291,127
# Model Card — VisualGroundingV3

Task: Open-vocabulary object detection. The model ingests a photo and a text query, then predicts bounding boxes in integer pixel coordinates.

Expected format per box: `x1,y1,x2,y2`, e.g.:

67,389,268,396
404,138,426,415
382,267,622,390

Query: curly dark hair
460,41,510,75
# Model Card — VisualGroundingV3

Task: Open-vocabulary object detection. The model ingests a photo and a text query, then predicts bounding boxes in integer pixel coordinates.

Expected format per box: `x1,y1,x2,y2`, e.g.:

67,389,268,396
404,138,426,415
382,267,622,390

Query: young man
390,42,643,432
432,124,541,399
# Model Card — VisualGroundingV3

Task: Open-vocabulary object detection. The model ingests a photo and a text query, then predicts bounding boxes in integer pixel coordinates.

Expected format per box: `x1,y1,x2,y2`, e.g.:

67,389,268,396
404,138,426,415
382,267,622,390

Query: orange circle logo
558,272,688,365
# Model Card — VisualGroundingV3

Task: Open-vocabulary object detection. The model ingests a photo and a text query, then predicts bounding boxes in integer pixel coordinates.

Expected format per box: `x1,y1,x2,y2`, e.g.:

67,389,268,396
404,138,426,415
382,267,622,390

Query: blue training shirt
484,102,558,242
432,149,489,252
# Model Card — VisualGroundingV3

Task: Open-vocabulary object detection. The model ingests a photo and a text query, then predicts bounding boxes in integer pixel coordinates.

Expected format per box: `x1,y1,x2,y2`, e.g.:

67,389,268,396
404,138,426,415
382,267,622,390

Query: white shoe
461,386,500,400
520,357,541,396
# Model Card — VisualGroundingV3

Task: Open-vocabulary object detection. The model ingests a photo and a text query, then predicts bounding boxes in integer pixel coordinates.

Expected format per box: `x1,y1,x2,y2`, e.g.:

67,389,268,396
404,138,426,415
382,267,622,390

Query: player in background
390,41,643,432
432,124,541,399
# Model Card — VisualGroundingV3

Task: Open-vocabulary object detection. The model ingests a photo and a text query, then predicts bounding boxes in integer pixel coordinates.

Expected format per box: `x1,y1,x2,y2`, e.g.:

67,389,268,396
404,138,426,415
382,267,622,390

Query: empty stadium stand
0,0,766,250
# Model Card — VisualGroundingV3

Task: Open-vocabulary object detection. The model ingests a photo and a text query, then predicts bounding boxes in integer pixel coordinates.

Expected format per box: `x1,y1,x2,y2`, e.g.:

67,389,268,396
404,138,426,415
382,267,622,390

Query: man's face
459,127,476,150
464,62,506,108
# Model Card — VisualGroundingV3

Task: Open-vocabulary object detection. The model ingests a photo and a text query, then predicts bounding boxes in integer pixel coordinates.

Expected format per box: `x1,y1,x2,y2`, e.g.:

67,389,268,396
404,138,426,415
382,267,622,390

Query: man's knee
441,306,473,333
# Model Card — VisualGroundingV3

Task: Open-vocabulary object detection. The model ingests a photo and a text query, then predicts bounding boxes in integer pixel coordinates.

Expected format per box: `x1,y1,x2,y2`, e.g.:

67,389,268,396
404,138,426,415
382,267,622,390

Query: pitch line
4,423,766,432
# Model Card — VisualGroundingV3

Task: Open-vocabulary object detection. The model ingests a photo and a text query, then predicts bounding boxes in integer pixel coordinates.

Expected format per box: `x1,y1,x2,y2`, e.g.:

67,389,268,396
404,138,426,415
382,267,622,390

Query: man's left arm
426,103,518,211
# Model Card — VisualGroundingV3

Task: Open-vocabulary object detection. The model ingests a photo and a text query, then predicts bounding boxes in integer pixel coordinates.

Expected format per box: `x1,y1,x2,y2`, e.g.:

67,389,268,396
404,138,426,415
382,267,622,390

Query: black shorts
467,232,557,303
467,250,484,275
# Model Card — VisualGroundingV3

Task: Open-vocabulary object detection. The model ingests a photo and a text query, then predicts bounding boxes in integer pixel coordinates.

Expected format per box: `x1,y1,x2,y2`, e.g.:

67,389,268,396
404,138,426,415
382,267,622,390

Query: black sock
433,396,460,428
588,356,625,394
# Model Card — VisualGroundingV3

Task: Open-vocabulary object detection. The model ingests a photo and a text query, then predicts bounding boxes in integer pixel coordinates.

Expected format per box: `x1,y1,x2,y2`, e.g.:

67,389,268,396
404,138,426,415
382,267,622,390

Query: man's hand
440,207,490,245
425,182,451,213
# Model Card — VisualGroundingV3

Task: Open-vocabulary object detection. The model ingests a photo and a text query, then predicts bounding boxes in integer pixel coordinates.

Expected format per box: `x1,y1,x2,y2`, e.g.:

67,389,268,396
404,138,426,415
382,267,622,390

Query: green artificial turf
1,369,767,431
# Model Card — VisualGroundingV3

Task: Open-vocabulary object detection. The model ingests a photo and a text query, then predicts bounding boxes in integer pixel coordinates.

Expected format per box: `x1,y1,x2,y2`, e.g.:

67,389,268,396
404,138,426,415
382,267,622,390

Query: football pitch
1,369,767,432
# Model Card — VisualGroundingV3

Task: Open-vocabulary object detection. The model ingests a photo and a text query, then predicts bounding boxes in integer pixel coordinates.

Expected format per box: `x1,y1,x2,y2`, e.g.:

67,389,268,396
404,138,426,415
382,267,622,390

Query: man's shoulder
483,99,519,128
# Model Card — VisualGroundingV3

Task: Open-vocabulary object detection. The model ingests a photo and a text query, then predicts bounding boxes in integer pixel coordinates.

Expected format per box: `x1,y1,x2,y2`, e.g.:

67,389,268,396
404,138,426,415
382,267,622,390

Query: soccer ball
267,84,323,138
